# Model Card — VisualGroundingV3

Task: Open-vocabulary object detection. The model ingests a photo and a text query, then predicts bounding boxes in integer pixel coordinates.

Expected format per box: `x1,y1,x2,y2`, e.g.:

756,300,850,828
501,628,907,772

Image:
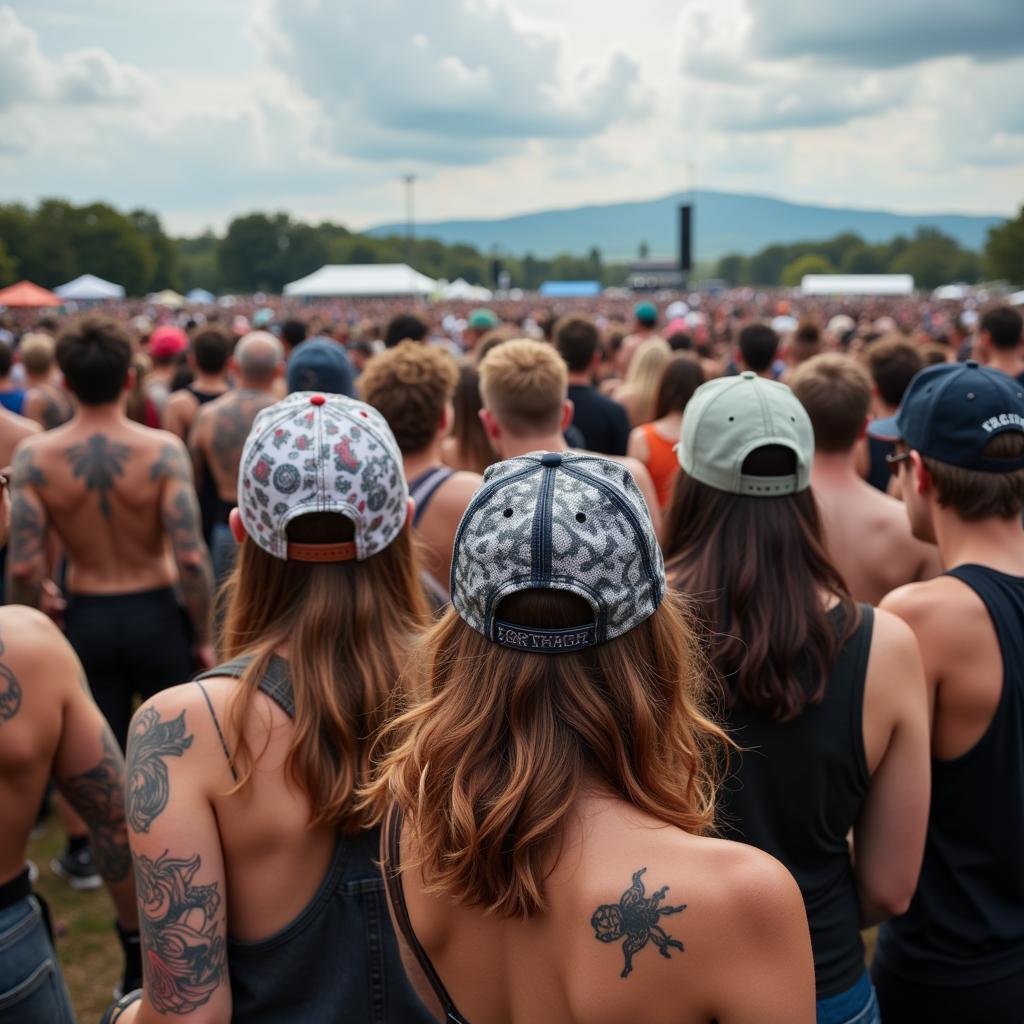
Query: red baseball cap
148,325,188,359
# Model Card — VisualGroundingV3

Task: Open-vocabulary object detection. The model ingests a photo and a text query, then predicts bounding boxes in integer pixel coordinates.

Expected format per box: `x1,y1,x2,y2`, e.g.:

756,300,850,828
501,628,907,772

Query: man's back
14,417,178,593
875,564,1024,1002
191,389,275,502
813,471,941,604
0,406,40,470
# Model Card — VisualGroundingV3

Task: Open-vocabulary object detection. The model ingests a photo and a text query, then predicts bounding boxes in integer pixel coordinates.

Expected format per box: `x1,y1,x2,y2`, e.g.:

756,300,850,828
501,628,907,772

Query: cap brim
867,415,903,442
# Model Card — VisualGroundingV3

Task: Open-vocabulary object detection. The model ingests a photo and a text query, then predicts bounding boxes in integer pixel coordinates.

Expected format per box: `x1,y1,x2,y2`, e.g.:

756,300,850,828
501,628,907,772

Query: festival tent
932,283,969,301
284,264,436,298
538,280,602,298
800,274,914,296
1009,290,1024,306
439,278,493,301
55,274,125,301
0,281,62,307
148,289,186,308
186,288,216,304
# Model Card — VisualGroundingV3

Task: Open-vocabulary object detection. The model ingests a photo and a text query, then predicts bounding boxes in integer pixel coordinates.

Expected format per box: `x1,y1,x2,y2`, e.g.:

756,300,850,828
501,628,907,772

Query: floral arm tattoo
60,728,132,882
127,707,194,833
136,851,227,1014
592,868,687,978
0,629,22,724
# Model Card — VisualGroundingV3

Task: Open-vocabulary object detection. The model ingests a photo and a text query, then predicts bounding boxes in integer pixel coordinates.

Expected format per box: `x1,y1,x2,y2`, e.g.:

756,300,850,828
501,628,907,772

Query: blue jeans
211,522,238,586
817,971,881,1024
0,896,74,1024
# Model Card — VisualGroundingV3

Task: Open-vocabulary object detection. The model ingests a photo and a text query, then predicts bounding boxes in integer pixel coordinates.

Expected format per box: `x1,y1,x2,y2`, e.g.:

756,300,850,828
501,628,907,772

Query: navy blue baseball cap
868,360,1024,472
286,339,356,397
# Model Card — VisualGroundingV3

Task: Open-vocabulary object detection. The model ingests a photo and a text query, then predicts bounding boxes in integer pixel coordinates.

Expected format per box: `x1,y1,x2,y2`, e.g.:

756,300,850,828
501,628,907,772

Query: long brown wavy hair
219,513,428,832
664,446,858,721
362,587,728,918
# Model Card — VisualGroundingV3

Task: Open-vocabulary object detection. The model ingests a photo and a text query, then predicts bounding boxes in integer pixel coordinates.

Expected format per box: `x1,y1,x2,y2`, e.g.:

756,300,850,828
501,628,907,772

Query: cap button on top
540,452,563,467
741,371,756,380
965,360,979,369
309,394,326,406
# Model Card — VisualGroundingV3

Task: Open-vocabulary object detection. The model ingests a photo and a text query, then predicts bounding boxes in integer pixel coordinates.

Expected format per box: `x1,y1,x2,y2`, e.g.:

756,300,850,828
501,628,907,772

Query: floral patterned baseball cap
238,391,408,562
451,451,664,652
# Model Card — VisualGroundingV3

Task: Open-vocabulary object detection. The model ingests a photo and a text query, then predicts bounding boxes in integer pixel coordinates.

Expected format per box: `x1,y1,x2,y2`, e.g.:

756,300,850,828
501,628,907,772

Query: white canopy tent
55,274,125,301
284,264,436,298
1009,290,1024,306
933,283,970,300
438,278,493,301
186,288,216,304
801,274,915,296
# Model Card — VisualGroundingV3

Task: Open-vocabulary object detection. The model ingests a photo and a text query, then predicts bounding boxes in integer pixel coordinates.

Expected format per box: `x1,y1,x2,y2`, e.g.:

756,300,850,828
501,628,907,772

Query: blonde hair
363,588,728,917
623,338,672,424
478,339,566,436
220,513,429,832
790,353,871,453
19,333,56,375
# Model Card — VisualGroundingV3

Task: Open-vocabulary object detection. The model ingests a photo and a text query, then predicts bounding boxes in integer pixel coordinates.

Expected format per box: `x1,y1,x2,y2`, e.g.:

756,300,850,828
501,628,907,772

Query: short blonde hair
478,339,566,436
19,333,55,375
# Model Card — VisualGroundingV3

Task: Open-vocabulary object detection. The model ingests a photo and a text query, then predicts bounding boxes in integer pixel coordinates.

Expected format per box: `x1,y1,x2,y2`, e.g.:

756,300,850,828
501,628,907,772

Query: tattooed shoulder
0,628,22,723
127,707,194,833
592,868,687,978
12,446,46,488
149,442,192,484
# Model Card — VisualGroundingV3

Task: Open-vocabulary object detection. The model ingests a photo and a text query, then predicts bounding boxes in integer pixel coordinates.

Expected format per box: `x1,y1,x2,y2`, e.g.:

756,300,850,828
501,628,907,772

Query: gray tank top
194,656,432,1023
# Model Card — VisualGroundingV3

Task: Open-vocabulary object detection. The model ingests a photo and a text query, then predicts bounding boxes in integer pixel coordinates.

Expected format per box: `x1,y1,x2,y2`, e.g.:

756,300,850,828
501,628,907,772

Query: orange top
640,422,680,507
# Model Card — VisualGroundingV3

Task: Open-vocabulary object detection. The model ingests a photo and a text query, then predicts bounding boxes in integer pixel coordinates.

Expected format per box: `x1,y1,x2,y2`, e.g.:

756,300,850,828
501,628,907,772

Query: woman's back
391,795,813,1024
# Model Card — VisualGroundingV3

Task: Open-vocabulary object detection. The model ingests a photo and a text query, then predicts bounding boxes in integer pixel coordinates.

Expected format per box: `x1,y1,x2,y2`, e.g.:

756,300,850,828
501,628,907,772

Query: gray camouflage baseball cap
679,371,814,496
451,451,664,653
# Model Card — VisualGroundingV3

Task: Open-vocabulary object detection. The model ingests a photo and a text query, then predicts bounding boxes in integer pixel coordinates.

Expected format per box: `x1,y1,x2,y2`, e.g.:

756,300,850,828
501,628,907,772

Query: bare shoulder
0,604,64,646
437,470,483,508
129,680,229,775
881,575,973,629
0,606,77,690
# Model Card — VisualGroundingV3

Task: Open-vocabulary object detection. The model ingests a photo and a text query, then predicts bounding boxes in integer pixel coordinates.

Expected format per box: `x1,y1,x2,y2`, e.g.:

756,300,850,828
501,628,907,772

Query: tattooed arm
44,614,139,929
124,691,231,1023
154,440,214,655
6,444,50,608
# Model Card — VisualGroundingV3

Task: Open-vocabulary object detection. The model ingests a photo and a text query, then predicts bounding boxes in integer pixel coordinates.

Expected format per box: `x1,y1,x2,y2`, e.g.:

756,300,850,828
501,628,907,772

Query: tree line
0,199,1021,296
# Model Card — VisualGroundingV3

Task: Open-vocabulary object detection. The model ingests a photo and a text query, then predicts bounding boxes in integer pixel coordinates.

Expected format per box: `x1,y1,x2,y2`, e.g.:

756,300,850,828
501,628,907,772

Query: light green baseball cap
678,372,814,496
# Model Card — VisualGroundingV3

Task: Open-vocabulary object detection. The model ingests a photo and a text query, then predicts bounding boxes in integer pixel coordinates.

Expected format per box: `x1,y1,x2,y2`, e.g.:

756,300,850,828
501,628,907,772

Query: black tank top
715,604,873,1000
875,564,1024,987
194,657,433,1024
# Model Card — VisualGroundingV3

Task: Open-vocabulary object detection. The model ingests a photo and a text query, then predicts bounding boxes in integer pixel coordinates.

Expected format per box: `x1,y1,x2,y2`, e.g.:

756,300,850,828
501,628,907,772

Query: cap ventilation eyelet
503,508,514,518
576,512,587,523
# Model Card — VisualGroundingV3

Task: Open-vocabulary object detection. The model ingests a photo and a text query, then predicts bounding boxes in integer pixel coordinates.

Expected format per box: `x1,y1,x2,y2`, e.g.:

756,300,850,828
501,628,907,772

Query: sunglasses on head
885,451,912,476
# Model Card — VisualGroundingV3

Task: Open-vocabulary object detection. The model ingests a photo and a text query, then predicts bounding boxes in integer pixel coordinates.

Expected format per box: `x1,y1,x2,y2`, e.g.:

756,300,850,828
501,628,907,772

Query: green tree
716,253,746,284
219,212,295,292
985,206,1024,282
129,209,178,291
889,228,974,289
748,245,791,285
781,253,835,287
0,239,16,286
839,243,885,274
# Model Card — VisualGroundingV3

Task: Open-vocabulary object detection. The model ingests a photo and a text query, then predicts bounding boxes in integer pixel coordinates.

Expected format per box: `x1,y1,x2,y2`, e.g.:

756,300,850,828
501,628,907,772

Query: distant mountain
368,189,1004,262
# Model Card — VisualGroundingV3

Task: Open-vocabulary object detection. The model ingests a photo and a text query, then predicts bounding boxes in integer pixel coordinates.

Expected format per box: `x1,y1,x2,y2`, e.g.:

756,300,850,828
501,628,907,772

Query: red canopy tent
0,281,62,308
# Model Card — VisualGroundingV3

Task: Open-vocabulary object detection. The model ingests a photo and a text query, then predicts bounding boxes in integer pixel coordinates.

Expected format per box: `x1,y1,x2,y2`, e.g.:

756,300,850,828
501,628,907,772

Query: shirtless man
0,599,142,1019
790,354,941,604
975,304,1024,382
359,341,482,605
189,331,283,582
868,361,1024,1021
162,325,233,441
20,333,75,430
477,339,663,539
6,316,213,755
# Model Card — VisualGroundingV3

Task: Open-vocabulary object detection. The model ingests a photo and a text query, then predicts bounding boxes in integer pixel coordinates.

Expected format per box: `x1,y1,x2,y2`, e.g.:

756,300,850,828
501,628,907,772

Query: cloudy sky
1,0,1022,235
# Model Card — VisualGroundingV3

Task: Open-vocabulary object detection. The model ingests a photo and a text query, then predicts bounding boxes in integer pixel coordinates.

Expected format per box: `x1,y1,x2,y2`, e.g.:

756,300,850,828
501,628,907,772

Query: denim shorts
0,896,74,1024
817,970,881,1024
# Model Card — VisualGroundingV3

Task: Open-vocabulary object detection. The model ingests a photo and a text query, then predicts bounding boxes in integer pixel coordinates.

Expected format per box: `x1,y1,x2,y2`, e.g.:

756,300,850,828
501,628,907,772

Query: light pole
403,174,416,268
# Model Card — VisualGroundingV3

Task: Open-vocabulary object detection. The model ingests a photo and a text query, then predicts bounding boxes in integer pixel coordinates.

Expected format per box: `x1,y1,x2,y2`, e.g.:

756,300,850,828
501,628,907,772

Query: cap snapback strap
287,541,358,563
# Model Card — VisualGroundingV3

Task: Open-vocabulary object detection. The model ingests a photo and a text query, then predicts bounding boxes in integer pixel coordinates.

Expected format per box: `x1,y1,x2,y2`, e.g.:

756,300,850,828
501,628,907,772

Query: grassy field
29,827,122,1023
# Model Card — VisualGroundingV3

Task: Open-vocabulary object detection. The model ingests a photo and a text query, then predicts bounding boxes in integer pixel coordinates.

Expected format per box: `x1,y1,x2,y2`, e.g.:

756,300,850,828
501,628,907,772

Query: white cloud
0,6,150,110
250,0,650,162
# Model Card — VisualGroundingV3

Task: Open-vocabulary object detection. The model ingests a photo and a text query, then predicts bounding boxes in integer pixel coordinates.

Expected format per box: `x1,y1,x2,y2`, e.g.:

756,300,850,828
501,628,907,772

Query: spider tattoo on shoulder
591,867,687,977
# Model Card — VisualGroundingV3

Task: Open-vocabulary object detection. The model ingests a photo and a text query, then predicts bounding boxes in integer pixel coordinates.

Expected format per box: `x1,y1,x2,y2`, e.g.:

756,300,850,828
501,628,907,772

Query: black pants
66,588,194,751
872,960,1024,1023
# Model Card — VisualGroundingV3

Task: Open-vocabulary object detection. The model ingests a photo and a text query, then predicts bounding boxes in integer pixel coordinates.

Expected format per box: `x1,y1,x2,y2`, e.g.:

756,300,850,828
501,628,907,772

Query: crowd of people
0,290,1021,1024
